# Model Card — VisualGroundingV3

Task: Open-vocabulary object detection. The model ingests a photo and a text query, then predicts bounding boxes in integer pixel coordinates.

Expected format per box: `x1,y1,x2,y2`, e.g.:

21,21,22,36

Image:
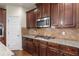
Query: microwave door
43,19,49,27
43,20,47,27
37,21,42,27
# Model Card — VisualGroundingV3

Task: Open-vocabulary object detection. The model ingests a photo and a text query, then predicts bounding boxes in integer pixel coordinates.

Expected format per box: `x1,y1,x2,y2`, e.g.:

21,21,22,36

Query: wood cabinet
33,39,39,56
22,37,79,56
0,8,6,45
75,4,79,28
47,47,60,56
36,3,50,19
26,3,79,28
26,39,34,54
42,3,50,17
39,40,47,56
27,9,36,28
47,42,60,56
59,3,76,28
60,44,78,56
22,37,34,54
51,3,76,28
51,3,59,26
36,3,43,19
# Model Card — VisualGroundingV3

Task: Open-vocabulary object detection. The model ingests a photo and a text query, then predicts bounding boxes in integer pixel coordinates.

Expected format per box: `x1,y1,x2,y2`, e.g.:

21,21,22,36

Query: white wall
21,7,36,28
21,8,26,27
6,6,24,50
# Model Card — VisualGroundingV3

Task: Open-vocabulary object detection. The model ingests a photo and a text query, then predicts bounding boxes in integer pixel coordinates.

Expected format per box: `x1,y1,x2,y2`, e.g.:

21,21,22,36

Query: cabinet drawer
60,45,78,55
39,44,47,56
47,47,60,56
48,42,59,49
33,40,39,44
39,40,47,45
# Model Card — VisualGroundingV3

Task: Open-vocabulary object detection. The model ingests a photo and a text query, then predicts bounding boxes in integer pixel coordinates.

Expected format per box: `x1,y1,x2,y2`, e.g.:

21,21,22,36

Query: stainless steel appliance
0,23,4,37
36,17,50,27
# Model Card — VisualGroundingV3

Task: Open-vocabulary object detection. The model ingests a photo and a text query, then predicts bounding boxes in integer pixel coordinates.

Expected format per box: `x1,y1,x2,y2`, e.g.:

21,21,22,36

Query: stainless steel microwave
36,17,50,27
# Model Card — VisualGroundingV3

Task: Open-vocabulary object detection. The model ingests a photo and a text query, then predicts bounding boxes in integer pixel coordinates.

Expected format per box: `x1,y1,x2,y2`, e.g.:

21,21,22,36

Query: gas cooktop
35,35,55,40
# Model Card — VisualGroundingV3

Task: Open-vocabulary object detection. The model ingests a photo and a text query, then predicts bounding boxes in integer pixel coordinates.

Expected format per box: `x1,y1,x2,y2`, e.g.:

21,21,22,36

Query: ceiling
0,3,36,10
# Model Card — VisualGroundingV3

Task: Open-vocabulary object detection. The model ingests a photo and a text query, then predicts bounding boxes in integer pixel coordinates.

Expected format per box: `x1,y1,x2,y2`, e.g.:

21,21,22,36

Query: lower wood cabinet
39,41,47,56
26,39,33,54
47,47,60,56
33,39,39,56
59,45,79,56
47,42,60,56
22,37,34,54
22,37,79,56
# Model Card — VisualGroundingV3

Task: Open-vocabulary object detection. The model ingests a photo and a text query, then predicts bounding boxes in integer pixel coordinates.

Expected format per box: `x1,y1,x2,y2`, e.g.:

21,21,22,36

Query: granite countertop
23,35,79,48
0,42,14,56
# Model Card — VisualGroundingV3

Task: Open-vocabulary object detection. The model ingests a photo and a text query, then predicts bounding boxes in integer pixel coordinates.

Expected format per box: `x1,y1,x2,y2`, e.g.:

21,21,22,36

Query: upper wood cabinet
59,3,76,28
51,3,76,28
33,39,39,56
27,9,36,28
75,4,79,28
26,3,79,28
39,40,47,56
42,3,50,17
51,3,59,26
36,3,50,19
36,3,43,19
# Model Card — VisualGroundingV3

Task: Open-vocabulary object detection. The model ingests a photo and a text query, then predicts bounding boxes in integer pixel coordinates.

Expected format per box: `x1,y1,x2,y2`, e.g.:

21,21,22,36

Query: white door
7,16,22,50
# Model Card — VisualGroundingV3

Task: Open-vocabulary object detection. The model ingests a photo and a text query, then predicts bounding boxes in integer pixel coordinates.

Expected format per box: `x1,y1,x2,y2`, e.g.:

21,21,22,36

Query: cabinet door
75,3,79,28
27,12,30,28
51,3,59,26
39,43,47,56
36,4,43,19
22,38,34,54
25,38,33,54
59,3,76,28
42,3,50,17
0,9,2,23
27,39,34,54
33,40,39,56
60,45,78,56
64,4,75,27
58,3,64,27
47,47,60,56
27,9,36,28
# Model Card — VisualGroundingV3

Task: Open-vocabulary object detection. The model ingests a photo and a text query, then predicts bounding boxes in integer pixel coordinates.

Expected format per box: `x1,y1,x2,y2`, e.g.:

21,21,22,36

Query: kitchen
0,3,79,56
22,3,79,56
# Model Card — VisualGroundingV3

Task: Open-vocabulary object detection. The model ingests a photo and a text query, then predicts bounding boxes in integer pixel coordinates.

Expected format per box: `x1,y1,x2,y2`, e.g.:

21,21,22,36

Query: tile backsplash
22,28,79,41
